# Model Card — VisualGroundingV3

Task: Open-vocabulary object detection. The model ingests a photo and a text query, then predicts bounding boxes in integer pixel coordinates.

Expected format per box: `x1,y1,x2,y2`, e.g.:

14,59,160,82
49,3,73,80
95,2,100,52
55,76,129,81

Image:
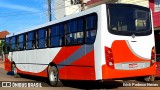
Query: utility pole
47,0,52,22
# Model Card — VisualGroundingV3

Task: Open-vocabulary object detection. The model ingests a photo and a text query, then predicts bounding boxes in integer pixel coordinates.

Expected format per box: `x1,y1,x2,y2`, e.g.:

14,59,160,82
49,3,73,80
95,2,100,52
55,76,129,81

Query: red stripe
59,50,96,80
52,46,81,64
4,55,12,72
111,40,150,63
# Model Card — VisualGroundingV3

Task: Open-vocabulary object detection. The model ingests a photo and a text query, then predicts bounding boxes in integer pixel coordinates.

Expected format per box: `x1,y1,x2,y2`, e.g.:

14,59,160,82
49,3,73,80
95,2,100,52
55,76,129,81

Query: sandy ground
0,61,4,69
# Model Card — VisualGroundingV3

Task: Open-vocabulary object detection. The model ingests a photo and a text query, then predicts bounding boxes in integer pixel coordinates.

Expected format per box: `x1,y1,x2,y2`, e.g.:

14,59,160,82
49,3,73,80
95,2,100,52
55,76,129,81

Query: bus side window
38,29,46,48
47,27,51,47
11,36,16,51
27,32,34,49
18,34,25,50
86,15,97,44
51,25,60,47
59,24,65,46
77,18,84,44
66,20,77,45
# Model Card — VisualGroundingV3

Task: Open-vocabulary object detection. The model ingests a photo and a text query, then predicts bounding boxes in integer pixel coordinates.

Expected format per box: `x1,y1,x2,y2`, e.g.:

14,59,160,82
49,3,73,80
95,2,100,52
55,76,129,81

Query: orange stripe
4,55,12,72
59,50,96,80
102,63,156,79
111,40,150,63
71,50,94,66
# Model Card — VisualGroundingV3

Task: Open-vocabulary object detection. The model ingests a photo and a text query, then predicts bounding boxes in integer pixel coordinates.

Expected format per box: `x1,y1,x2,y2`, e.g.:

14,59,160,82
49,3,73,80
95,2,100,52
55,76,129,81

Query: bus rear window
107,4,152,36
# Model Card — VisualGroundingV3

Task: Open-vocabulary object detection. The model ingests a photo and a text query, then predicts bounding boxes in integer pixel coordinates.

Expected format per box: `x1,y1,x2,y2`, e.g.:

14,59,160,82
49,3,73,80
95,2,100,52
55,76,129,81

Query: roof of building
0,31,10,39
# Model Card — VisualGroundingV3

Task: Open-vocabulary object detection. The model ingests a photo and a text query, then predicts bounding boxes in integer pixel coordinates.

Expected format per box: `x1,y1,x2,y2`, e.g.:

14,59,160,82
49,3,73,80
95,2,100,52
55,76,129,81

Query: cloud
0,2,39,12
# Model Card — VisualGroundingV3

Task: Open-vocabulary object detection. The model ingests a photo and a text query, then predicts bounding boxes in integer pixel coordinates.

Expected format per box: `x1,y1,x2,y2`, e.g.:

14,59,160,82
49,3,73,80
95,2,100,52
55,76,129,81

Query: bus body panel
93,4,107,80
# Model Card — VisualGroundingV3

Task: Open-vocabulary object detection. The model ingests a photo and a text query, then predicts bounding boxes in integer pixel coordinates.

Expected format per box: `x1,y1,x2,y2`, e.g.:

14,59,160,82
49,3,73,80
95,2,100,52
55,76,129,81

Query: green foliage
0,40,5,55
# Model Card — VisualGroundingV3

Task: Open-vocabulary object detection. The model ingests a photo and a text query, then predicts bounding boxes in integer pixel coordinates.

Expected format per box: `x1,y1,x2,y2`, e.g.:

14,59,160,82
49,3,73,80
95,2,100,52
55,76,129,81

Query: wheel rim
49,71,57,82
13,65,17,75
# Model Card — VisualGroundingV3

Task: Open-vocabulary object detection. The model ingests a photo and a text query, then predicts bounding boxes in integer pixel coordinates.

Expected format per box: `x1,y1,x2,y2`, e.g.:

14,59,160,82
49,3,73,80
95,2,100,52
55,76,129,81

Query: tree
0,40,4,60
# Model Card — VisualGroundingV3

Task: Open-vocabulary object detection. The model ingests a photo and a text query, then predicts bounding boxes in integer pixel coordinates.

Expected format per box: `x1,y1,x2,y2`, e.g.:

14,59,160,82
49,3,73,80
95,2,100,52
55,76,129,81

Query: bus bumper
102,63,156,80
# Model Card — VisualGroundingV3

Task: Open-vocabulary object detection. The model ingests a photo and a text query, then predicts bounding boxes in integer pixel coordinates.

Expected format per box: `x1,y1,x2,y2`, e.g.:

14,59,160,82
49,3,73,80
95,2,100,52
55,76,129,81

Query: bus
3,4,156,86
154,30,160,77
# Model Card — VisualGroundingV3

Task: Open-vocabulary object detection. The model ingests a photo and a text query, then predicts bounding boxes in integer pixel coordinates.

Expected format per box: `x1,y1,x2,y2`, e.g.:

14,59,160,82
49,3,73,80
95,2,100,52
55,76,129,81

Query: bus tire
48,66,63,87
144,75,155,82
12,64,20,78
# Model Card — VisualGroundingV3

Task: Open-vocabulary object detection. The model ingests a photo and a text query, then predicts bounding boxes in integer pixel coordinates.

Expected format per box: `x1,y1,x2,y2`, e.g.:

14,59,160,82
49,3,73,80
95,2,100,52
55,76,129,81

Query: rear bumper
102,63,156,80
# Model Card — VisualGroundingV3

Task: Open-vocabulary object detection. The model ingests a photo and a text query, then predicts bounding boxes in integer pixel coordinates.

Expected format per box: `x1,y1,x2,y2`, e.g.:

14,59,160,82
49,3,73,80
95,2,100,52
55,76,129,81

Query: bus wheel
12,64,20,78
144,75,155,82
48,66,63,87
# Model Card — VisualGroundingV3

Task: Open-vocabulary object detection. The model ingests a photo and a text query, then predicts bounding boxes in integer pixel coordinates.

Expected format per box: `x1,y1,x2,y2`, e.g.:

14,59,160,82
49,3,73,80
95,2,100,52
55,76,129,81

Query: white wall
118,0,149,7
54,0,81,20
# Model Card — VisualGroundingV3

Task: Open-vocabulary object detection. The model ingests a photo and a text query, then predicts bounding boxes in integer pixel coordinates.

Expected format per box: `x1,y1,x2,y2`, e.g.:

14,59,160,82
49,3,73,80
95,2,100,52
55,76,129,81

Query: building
86,0,160,29
149,0,160,30
53,0,159,29
0,31,9,42
0,30,9,61
54,0,149,20
54,0,81,19
86,0,149,8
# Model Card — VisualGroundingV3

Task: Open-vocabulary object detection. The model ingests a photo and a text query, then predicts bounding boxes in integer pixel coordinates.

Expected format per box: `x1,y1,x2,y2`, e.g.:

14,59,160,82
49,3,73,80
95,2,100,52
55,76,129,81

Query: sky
0,0,55,34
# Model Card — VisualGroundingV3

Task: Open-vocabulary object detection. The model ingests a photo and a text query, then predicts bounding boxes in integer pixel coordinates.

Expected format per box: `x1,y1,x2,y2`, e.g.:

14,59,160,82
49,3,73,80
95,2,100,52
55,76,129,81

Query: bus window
135,10,150,31
86,15,97,44
66,33,77,45
59,24,65,46
108,6,151,36
38,29,46,48
59,24,64,35
26,32,34,49
67,20,77,33
66,20,78,45
77,18,84,44
65,18,85,45
18,34,25,50
11,36,16,51
51,25,61,47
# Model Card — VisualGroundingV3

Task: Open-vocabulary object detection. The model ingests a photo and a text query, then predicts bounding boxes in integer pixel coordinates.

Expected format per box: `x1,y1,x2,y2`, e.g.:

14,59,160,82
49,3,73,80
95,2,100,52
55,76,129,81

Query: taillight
105,47,114,69
151,47,155,66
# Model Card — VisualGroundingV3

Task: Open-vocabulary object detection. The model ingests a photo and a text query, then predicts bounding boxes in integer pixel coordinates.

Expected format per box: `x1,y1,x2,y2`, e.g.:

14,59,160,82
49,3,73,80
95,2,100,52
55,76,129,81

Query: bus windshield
107,4,152,36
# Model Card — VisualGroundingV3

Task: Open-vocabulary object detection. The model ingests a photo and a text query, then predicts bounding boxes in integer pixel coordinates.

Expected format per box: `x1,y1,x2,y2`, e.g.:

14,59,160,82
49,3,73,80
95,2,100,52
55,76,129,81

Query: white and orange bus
3,4,156,86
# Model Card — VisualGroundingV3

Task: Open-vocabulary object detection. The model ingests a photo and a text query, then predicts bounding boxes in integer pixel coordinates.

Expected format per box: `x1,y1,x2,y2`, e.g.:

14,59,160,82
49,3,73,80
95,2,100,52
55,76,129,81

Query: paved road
0,68,160,90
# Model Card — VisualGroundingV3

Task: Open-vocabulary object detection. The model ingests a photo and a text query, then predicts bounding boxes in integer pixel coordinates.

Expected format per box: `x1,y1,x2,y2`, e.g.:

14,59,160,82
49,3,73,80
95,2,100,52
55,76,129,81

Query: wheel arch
48,62,57,72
